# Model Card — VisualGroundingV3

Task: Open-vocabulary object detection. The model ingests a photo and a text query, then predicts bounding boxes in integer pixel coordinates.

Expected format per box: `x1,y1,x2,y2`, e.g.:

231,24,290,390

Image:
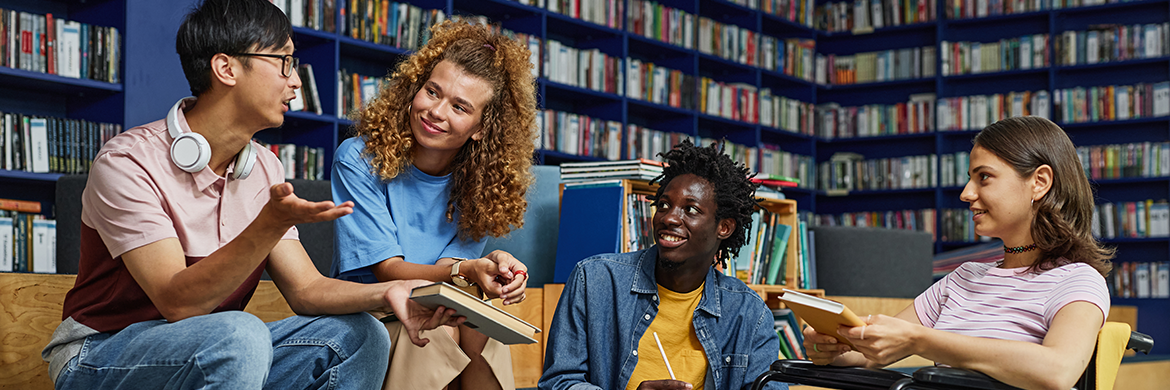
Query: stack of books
559,158,665,184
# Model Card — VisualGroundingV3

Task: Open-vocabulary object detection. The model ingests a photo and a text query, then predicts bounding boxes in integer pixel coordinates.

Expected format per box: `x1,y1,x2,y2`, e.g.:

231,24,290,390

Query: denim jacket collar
632,246,722,319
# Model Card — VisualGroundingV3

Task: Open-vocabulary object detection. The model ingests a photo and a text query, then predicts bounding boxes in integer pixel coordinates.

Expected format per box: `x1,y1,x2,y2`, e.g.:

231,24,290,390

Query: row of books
537,109,623,160
756,0,816,27
938,151,970,188
627,0,695,49
699,78,758,123
1111,261,1170,299
696,17,776,68
1,113,119,175
560,158,663,185
817,152,937,191
814,94,936,139
1077,142,1170,181
273,0,337,32
696,137,759,174
544,40,624,95
0,210,55,274
623,125,686,161
625,192,657,251
760,89,817,136
340,0,446,50
255,142,328,181
338,69,392,118
625,59,696,110
760,144,815,190
767,38,816,82
733,211,813,288
1055,23,1170,66
1,9,120,83
938,208,979,242
939,35,1050,76
945,0,1050,19
772,309,808,360
548,0,623,30
811,208,938,240
936,90,1051,131
815,0,937,34
823,46,935,85
1093,200,1170,240
289,64,325,115
1053,82,1170,124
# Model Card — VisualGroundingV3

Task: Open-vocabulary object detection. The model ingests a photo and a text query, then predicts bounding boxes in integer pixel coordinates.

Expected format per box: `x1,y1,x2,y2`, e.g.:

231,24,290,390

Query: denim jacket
538,247,786,390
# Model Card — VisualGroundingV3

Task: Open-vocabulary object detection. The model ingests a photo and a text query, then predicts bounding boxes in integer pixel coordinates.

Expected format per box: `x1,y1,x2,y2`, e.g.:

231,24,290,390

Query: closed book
764,223,792,285
779,289,867,348
402,282,540,345
0,198,41,213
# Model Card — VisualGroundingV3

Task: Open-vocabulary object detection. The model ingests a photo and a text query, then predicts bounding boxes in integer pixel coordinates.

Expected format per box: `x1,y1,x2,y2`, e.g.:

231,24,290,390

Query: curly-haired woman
330,19,537,390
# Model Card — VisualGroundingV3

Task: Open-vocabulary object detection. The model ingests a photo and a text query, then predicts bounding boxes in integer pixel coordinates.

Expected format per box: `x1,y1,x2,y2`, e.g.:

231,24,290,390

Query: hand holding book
384,279,467,347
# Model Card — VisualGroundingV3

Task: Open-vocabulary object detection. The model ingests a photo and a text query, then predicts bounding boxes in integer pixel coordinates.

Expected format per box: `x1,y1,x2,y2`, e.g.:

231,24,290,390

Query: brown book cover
0,198,41,213
393,282,541,345
779,289,867,348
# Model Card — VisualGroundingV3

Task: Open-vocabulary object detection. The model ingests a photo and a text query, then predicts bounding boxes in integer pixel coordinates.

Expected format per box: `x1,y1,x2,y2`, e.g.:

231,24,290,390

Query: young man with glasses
41,0,461,388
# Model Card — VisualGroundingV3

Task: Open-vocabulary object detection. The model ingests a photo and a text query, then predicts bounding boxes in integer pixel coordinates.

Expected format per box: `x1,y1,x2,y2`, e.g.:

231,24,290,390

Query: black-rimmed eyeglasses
235,53,299,78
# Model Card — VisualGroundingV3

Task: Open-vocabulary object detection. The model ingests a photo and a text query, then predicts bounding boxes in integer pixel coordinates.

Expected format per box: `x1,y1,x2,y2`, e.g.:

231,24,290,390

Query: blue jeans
54,311,390,390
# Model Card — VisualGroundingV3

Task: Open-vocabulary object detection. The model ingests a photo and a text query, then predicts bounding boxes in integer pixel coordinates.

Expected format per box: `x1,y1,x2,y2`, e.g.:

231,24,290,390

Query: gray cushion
481,165,561,287
809,226,933,299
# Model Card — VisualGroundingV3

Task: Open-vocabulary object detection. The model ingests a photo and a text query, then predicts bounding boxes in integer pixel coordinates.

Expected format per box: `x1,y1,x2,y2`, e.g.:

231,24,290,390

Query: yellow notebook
779,289,867,348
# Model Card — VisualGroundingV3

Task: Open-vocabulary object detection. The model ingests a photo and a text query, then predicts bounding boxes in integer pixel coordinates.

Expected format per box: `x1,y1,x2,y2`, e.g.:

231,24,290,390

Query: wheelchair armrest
750,359,910,390
1128,330,1154,354
909,366,1022,390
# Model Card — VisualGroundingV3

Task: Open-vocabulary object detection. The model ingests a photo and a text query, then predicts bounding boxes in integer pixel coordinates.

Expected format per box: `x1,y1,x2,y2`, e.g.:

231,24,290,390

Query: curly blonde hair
352,19,537,241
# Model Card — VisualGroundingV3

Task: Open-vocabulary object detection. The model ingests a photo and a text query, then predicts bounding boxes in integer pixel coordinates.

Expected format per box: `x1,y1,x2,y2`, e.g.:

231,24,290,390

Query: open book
779,289,867,348
396,282,541,345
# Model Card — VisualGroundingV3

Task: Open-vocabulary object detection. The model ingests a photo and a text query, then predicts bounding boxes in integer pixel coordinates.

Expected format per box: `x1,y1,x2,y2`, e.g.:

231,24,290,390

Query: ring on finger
813,343,819,353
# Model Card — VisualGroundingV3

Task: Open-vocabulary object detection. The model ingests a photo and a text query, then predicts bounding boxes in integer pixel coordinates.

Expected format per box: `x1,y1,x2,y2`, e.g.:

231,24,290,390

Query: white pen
653,331,676,380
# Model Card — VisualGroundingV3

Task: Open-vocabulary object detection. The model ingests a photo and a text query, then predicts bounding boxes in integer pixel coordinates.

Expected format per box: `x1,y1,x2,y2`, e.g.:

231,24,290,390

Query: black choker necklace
1004,243,1038,254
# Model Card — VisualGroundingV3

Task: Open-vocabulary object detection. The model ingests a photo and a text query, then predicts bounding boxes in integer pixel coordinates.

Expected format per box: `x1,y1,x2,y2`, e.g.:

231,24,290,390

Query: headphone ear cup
170,132,211,173
231,142,258,180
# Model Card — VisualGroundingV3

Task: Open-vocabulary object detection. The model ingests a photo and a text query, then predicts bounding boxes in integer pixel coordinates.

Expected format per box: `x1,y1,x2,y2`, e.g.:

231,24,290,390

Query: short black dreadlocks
649,139,759,268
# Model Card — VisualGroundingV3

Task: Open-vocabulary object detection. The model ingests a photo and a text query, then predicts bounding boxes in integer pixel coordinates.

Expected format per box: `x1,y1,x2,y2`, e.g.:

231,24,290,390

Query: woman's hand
384,279,465,347
803,324,851,365
468,250,528,305
837,314,920,366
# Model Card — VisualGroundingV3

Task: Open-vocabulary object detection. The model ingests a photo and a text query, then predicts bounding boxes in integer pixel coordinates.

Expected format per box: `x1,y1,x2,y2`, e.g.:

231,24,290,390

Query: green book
765,223,793,285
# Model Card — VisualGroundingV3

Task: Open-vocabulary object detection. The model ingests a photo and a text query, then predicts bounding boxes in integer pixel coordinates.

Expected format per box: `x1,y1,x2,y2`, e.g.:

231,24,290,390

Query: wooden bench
0,273,547,390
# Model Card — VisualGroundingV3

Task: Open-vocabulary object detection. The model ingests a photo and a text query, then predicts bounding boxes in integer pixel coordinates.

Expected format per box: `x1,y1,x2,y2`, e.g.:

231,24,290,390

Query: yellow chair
750,322,1154,390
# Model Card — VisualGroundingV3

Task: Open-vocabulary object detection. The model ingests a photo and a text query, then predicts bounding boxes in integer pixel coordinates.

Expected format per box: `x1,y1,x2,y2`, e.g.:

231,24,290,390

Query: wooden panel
1107,305,1137,330
244,280,295,322
0,273,75,390
1113,360,1170,390
543,283,564,350
500,288,544,389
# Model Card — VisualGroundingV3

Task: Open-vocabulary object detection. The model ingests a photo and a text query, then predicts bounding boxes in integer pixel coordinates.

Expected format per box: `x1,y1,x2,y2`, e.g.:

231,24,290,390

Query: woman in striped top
803,116,1113,390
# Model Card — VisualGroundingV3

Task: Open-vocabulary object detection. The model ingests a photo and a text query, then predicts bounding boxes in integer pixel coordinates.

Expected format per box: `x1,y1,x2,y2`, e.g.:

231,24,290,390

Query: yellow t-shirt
626,283,707,390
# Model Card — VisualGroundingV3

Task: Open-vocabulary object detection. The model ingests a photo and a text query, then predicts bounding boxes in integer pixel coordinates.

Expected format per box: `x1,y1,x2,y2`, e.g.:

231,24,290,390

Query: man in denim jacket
539,140,785,390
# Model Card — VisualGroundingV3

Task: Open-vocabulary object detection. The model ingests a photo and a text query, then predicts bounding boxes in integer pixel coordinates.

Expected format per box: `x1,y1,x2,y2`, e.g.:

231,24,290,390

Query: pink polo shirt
44,100,298,380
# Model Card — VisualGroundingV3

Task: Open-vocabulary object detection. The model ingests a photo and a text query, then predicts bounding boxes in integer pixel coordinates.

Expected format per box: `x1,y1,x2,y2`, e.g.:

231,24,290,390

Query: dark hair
974,116,1113,277
176,0,293,96
650,139,759,268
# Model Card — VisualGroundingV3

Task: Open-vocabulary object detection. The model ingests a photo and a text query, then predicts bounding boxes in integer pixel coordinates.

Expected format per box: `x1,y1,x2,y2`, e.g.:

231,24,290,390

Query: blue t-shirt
330,137,486,283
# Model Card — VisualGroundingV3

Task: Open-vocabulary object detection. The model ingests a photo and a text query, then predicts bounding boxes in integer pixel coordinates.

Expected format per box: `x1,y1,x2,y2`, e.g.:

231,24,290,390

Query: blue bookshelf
5,0,1168,353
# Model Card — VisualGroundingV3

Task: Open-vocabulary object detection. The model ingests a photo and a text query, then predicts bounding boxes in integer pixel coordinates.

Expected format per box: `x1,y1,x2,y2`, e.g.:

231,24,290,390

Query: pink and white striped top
914,260,1109,344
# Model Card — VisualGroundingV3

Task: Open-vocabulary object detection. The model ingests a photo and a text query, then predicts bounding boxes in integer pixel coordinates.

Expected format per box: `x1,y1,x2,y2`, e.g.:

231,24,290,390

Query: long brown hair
973,116,1113,276
351,20,537,241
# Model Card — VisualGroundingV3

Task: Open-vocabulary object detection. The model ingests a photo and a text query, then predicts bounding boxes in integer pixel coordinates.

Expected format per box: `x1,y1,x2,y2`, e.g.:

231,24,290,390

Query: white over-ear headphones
166,97,257,180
